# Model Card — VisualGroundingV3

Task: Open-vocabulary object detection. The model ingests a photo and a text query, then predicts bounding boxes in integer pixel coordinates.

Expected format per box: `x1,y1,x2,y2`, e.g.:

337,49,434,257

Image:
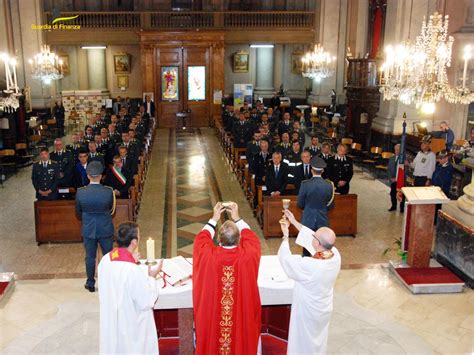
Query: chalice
279,199,291,225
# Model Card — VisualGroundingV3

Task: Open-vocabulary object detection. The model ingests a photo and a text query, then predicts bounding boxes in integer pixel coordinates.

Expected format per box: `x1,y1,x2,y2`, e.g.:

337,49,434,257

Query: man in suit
297,156,335,256
50,138,73,189
76,161,115,292
294,150,313,193
31,148,60,201
326,144,353,195
73,150,90,189
143,95,155,117
250,139,272,185
278,112,292,137
387,144,404,212
232,113,252,148
265,152,289,196
292,120,305,147
118,146,138,176
104,155,132,199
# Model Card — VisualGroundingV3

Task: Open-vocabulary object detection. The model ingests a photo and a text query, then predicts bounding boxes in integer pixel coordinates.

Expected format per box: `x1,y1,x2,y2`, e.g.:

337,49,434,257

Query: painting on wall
291,52,304,74
233,51,249,73
161,66,179,101
58,54,70,76
117,75,129,88
114,53,131,74
188,66,206,101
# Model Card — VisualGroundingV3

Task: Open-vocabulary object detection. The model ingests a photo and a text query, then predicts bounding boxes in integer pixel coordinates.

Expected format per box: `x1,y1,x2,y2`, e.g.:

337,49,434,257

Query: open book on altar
161,256,193,286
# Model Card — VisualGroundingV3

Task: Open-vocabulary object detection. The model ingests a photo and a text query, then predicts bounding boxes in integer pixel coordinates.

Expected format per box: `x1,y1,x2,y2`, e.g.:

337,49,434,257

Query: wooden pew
34,199,134,245
263,194,358,238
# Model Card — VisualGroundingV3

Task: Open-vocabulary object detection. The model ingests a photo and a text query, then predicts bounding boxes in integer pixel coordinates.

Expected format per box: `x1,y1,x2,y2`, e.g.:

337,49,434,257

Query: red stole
193,229,261,355
109,248,136,264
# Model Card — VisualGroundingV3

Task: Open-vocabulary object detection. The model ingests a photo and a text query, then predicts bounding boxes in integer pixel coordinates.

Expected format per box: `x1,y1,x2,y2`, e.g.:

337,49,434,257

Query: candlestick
462,45,471,88
146,238,156,265
10,59,18,93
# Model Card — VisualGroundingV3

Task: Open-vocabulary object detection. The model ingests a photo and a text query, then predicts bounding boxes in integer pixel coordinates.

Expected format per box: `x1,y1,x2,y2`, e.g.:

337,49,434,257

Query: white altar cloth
140,255,296,309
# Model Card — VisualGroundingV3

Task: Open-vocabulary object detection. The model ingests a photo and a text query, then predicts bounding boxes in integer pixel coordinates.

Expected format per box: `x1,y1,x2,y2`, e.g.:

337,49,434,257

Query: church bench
262,194,358,238
34,199,134,245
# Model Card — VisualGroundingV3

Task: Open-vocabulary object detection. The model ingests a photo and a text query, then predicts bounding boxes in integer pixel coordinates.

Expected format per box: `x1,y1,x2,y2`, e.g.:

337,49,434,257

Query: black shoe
400,209,404,214
388,207,396,212
84,285,95,292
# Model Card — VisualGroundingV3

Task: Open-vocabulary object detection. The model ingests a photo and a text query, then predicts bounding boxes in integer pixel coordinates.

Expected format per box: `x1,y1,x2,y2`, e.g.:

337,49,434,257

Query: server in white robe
278,210,341,355
98,222,162,355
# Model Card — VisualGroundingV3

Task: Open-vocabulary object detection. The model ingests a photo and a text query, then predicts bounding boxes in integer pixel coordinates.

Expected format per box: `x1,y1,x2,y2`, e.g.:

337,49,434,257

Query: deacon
279,211,341,354
98,222,162,355
193,202,261,355
297,156,335,256
75,161,115,292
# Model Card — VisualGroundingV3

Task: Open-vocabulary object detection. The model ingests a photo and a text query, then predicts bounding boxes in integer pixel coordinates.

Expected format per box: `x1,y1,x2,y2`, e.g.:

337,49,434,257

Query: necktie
305,165,309,177
275,166,279,177
43,162,47,168
263,153,266,160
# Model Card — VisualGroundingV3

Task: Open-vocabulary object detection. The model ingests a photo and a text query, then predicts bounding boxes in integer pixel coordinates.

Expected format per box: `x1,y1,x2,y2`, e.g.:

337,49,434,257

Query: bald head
313,227,336,250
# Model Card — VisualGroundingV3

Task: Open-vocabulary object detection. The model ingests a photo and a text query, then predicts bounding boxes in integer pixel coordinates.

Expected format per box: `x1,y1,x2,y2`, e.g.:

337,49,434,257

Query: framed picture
291,52,304,74
117,75,129,88
187,66,206,101
161,66,179,101
58,54,70,76
233,51,249,73
114,53,131,74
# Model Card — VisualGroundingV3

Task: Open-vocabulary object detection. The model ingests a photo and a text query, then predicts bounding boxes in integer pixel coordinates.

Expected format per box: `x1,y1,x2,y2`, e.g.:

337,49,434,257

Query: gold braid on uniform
326,179,335,207
110,187,116,215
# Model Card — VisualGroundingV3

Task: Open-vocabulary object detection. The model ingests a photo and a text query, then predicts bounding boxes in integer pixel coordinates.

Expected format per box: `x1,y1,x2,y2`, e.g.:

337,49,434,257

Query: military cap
86,160,103,176
310,156,327,170
437,150,449,159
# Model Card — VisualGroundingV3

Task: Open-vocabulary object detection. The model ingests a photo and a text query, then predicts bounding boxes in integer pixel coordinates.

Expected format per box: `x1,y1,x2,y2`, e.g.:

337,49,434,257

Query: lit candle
10,58,18,93
146,238,155,262
462,45,471,88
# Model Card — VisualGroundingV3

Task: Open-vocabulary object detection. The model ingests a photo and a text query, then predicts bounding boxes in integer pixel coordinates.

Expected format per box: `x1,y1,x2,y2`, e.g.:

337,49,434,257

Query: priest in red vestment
193,202,261,355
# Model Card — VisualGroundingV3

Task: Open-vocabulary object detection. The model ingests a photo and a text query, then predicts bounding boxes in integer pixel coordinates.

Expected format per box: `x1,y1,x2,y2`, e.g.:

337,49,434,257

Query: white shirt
98,251,159,355
413,151,436,179
278,227,341,355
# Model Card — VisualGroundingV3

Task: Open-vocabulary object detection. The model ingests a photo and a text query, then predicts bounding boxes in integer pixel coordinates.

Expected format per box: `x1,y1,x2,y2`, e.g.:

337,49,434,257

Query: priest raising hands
192,202,262,355
278,210,341,355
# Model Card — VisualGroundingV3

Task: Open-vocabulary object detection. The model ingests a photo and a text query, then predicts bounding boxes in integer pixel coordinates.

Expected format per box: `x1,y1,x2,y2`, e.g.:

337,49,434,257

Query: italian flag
112,167,127,185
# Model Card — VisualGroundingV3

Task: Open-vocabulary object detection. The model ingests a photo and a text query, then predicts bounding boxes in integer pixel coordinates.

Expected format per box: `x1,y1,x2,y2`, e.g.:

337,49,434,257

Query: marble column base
254,87,275,99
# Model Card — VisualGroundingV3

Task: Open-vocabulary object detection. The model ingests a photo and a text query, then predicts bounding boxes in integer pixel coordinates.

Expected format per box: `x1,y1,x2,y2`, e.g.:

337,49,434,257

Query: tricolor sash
109,248,136,264
112,166,127,185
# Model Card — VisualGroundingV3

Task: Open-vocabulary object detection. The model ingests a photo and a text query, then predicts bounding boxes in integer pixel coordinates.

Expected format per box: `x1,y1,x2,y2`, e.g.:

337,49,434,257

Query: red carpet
395,267,464,285
0,282,10,297
158,334,287,354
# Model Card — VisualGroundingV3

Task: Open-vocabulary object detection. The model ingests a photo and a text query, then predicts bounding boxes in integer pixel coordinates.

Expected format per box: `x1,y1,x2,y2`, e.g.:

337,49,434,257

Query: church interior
0,0,473,354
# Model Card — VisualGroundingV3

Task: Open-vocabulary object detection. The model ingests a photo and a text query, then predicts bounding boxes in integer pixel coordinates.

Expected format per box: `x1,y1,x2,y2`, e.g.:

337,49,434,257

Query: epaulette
301,179,310,184
104,185,114,190
78,186,86,190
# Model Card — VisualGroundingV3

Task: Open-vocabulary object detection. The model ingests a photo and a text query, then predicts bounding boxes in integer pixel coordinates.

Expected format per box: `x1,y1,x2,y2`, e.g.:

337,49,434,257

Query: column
273,44,283,93
86,49,107,91
78,46,90,90
254,47,275,99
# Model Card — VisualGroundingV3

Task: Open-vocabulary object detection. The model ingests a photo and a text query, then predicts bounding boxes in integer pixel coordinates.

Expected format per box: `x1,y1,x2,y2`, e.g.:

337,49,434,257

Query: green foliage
383,237,407,262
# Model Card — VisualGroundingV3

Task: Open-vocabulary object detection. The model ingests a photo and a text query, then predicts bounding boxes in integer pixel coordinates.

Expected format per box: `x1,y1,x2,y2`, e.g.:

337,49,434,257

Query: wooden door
183,47,210,127
156,47,210,128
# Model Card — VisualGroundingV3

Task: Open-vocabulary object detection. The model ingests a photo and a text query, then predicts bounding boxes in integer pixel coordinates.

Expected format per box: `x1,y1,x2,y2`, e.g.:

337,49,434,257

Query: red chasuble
193,228,261,355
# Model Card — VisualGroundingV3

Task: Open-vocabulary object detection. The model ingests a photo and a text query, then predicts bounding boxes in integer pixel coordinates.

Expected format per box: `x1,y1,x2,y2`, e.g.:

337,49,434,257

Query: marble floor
0,128,472,354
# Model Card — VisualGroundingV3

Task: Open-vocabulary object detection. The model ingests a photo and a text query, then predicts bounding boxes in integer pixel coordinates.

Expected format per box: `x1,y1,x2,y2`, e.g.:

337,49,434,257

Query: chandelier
380,12,474,113
28,45,64,85
301,44,336,82
0,53,21,112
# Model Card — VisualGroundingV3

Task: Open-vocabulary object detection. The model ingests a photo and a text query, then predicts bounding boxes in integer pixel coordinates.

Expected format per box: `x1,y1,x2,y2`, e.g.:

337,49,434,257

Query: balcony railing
43,11,315,30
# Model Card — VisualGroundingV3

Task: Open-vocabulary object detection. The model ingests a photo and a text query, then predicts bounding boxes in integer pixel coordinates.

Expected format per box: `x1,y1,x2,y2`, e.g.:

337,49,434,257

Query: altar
144,255,295,352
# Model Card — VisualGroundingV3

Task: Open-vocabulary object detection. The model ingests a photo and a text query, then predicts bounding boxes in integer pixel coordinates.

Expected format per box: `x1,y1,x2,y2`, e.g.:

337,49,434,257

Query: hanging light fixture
301,44,336,82
379,12,474,112
28,45,64,85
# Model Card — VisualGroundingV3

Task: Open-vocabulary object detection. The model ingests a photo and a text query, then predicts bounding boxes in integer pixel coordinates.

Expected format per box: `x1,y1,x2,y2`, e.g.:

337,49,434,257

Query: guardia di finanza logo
31,15,80,30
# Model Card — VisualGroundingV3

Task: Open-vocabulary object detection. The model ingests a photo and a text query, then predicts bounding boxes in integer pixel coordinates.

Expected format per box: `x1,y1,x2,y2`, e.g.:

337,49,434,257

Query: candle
10,59,18,93
462,45,471,88
146,238,155,262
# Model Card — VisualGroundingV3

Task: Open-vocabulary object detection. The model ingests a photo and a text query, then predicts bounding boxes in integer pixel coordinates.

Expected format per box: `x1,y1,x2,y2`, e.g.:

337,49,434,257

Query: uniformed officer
307,136,322,157
87,141,105,167
246,131,262,167
297,156,335,256
75,161,115,292
250,139,272,185
67,132,86,164
232,113,252,148
32,148,60,201
50,138,73,189
275,132,292,158
326,144,354,195
277,112,293,137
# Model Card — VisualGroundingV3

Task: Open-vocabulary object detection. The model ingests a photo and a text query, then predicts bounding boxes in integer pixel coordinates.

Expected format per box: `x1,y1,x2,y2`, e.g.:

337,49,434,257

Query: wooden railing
43,11,315,30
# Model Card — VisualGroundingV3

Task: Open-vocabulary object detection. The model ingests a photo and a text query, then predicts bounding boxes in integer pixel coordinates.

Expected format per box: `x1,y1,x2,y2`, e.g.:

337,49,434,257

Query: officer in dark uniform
277,112,293,137
32,148,61,201
87,141,105,167
232,113,252,148
275,132,292,158
75,161,115,292
67,132,86,164
50,138,73,189
250,139,272,185
246,131,262,167
326,144,353,195
284,140,303,189
297,156,335,256
307,136,322,157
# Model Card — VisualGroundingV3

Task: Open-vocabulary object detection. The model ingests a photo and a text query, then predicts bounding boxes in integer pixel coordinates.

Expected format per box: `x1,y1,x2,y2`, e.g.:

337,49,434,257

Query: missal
161,256,193,286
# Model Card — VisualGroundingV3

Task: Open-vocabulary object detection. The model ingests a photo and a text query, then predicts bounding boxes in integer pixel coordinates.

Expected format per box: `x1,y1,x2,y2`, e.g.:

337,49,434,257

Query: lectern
391,186,465,294
401,186,450,267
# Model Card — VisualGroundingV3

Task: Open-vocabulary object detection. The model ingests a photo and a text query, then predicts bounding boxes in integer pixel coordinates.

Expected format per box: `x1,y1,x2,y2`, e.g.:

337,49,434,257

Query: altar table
145,255,295,353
